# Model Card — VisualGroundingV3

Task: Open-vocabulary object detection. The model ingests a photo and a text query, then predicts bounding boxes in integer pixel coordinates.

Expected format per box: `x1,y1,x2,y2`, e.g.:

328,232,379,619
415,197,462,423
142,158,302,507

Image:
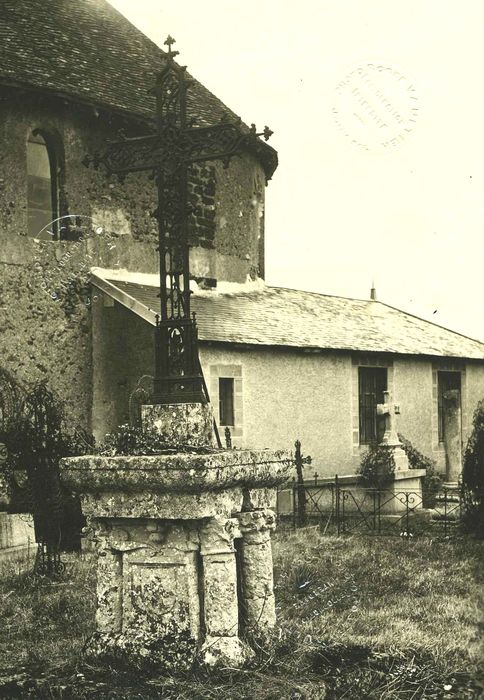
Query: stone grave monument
0,442,36,564
61,404,290,666
61,38,290,667
376,390,409,470
326,391,427,516
375,390,426,510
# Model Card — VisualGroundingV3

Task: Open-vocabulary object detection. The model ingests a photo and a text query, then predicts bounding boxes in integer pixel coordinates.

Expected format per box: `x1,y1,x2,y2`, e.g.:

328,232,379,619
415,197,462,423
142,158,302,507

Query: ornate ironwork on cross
294,439,312,526
84,36,273,404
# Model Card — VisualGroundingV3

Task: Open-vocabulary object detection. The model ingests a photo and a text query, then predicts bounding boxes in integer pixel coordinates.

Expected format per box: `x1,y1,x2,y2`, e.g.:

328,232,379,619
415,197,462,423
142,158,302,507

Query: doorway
438,371,462,482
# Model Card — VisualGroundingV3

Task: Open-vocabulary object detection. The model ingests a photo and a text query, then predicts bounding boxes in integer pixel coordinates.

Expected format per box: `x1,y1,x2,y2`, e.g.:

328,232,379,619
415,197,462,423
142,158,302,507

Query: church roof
0,0,277,177
91,272,484,361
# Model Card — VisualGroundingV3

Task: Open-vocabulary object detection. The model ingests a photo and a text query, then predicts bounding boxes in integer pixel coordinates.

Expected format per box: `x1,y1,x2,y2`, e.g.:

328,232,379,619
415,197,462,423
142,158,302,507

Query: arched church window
27,129,60,239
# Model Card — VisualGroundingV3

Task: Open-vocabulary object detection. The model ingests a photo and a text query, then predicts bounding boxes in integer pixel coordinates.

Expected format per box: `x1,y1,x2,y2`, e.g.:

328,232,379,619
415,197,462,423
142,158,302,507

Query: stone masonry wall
460,361,484,451
385,356,434,458
92,298,155,439
188,155,267,284
0,88,267,431
213,156,266,281
457,361,484,481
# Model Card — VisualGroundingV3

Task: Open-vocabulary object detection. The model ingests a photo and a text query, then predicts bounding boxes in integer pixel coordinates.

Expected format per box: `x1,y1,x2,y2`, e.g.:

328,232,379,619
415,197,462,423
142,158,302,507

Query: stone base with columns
61,424,290,667
141,402,215,448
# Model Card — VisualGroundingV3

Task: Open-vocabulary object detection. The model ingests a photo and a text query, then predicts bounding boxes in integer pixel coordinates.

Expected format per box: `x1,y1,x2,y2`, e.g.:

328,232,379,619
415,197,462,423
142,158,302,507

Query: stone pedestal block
61,448,291,668
392,445,410,471
0,512,36,563
141,402,214,447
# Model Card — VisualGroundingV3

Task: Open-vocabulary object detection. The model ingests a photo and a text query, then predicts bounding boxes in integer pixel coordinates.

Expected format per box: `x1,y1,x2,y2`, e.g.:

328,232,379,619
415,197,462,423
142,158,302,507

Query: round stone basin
61,449,291,495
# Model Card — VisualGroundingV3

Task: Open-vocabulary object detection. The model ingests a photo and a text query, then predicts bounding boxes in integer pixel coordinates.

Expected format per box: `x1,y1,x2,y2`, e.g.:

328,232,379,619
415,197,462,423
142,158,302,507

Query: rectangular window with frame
438,371,461,442
219,377,234,426
359,367,387,444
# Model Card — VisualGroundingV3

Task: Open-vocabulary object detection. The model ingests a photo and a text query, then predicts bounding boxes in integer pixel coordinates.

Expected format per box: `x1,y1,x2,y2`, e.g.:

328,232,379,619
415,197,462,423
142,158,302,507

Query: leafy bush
1,382,92,551
461,400,484,538
96,423,172,456
96,423,216,456
359,443,395,488
398,433,442,508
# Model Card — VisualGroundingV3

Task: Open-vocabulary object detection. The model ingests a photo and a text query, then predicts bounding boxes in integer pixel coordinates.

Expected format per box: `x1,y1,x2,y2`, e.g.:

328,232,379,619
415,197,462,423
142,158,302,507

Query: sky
109,0,484,342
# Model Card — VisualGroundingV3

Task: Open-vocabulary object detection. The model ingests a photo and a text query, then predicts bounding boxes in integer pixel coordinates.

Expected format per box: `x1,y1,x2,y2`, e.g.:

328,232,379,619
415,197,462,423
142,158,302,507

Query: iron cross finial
249,123,273,142
164,35,179,58
263,126,274,141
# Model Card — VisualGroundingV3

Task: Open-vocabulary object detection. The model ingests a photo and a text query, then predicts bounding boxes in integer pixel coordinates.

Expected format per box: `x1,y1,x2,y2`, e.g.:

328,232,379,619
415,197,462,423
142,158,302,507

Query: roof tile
0,0,277,176
103,279,484,361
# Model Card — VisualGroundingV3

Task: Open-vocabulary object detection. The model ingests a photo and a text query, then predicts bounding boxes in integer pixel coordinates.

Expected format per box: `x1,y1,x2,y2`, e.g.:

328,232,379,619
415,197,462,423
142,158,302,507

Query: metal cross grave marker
84,36,272,404
294,439,312,527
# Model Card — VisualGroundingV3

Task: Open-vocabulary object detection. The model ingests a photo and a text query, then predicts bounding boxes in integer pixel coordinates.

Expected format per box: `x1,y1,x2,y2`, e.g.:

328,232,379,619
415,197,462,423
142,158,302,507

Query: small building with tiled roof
90,269,484,478
2,0,483,483
0,0,275,431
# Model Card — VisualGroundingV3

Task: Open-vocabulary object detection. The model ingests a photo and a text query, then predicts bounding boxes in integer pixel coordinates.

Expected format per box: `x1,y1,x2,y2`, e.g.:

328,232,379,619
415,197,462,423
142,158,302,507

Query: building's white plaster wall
91,303,484,478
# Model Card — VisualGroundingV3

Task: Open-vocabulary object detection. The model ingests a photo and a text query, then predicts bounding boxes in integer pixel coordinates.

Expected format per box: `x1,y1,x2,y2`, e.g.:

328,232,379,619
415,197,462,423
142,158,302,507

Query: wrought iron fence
1,372,87,575
276,474,462,538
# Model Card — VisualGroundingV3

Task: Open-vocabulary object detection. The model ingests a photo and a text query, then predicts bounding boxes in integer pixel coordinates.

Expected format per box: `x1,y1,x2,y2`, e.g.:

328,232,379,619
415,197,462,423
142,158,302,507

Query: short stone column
141,403,214,447
199,516,251,665
236,509,277,635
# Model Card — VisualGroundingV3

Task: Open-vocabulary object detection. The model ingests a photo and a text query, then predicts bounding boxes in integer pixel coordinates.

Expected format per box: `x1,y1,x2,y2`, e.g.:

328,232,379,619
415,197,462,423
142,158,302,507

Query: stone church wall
0,88,266,432
92,299,155,439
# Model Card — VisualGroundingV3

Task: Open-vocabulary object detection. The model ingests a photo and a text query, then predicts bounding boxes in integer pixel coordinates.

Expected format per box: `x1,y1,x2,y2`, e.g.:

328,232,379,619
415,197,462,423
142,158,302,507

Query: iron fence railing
276,475,462,538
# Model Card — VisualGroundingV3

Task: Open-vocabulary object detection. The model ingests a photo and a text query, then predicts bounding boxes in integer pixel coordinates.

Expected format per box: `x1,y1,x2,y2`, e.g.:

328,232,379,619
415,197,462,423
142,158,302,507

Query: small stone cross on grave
376,390,409,470
376,390,401,447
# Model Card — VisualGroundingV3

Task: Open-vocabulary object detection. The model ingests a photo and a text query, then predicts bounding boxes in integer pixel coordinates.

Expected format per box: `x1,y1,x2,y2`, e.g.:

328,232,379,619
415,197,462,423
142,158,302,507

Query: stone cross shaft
84,36,272,406
376,390,401,447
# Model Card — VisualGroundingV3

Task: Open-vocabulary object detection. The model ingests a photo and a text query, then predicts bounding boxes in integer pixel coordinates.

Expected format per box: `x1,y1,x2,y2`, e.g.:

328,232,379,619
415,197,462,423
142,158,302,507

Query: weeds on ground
0,531,482,699
0,553,96,683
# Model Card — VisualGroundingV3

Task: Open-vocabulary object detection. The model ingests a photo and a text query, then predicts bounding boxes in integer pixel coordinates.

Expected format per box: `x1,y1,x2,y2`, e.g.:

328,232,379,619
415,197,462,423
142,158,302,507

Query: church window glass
359,367,387,444
437,371,461,442
219,377,235,426
27,130,59,239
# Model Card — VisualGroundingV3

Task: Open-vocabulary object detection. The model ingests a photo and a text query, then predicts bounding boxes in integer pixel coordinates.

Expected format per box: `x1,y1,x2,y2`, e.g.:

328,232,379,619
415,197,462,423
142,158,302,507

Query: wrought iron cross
84,36,272,404
294,439,312,527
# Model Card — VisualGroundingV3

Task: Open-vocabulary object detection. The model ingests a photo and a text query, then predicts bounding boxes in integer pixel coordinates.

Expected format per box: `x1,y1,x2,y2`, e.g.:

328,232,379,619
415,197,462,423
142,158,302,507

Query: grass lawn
0,529,482,699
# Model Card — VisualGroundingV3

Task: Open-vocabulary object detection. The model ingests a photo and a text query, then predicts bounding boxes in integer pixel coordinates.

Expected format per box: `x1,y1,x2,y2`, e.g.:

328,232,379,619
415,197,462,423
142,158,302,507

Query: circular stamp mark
332,63,419,152
32,214,117,309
